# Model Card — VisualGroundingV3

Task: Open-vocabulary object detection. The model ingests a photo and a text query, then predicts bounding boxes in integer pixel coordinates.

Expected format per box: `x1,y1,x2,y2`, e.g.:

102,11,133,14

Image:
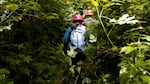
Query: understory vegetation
0,0,150,84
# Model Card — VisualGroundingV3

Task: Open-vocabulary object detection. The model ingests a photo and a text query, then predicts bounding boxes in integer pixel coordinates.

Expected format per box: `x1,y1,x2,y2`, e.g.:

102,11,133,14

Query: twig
24,14,40,18
74,73,80,84
101,16,111,20
73,67,81,84
15,12,41,18
1,9,17,23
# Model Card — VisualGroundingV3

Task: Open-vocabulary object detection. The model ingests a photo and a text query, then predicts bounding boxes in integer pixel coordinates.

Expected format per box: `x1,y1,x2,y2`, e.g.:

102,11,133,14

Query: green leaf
0,25,12,31
0,69,10,81
77,66,81,74
89,34,97,43
7,81,14,84
46,15,56,20
24,56,33,63
103,3,112,8
82,77,91,84
141,35,150,42
119,72,130,84
67,49,77,58
20,68,31,76
0,69,9,74
120,46,136,54
69,65,76,75
5,3,19,10
91,0,99,7
140,75,150,84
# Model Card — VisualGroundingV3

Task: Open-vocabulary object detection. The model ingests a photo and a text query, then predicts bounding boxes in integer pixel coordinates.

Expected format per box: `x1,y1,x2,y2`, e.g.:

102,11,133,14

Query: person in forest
84,10,97,43
63,14,87,65
84,10,97,24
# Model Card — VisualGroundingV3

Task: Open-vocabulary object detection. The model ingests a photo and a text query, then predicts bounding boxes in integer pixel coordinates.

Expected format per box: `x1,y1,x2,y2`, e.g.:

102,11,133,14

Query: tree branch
1,9,17,23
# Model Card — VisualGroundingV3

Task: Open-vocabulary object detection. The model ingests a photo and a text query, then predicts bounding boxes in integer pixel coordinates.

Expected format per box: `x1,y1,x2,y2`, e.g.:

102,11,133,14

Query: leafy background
0,0,150,84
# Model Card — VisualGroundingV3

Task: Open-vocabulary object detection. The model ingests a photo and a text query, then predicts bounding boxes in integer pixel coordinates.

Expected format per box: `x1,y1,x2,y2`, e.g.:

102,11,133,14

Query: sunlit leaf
69,65,76,75
119,66,127,75
111,46,118,52
141,35,150,42
5,4,19,10
119,14,129,21
102,0,108,3
141,75,150,84
110,14,140,25
89,34,97,43
91,0,99,7
120,72,130,84
67,49,77,58
46,15,56,20
86,0,91,2
103,3,112,8
120,46,136,54
0,25,12,31
109,18,116,22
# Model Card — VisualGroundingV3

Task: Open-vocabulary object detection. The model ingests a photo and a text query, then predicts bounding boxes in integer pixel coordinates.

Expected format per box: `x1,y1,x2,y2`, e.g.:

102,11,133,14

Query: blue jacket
64,27,71,44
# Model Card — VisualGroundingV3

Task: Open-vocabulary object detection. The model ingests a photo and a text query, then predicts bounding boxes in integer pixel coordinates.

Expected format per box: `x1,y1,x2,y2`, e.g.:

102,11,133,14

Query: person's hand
71,25,77,30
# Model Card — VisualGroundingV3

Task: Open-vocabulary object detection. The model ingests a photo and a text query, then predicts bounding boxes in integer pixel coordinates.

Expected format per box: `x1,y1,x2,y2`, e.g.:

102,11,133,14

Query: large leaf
120,46,136,54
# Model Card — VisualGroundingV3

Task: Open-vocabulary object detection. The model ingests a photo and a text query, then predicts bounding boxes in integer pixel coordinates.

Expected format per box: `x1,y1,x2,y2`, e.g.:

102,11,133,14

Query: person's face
73,20,82,26
86,15,92,18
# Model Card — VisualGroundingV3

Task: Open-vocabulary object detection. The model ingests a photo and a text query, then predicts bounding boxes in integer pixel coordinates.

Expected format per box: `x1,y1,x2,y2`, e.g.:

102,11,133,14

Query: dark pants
71,52,86,65
63,44,86,65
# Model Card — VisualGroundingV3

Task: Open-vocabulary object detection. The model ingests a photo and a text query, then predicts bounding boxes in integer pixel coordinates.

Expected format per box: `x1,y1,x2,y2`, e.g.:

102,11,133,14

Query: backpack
64,25,86,52
70,25,86,52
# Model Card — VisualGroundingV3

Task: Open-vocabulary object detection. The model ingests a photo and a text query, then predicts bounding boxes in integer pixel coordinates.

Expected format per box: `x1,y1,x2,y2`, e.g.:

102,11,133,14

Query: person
85,10,97,24
84,10,97,43
63,14,87,65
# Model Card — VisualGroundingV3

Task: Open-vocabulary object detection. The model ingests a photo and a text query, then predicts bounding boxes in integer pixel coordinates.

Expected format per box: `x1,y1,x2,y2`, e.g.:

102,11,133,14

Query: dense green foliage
0,0,150,84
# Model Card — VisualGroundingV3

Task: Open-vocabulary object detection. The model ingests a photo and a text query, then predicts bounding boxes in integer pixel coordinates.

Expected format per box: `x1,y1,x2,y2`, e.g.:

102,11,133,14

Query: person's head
85,10,94,17
72,14,84,26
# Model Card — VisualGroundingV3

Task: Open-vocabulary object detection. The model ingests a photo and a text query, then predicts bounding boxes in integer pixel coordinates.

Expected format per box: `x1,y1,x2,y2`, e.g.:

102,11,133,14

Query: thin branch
15,12,41,19
24,14,41,18
101,16,111,20
96,7,114,47
1,9,17,23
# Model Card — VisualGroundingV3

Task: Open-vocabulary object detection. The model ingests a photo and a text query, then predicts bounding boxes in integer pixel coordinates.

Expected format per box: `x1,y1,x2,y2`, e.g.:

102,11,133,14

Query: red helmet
85,10,94,15
72,14,84,22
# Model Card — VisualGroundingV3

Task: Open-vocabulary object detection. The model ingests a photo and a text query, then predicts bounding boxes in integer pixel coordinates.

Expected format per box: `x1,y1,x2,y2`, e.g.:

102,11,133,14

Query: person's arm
63,27,71,55
64,27,71,44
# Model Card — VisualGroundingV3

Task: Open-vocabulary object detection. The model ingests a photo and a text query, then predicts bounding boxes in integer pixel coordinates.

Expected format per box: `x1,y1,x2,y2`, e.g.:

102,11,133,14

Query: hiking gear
70,25,86,52
72,14,84,22
63,25,86,52
85,10,94,15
